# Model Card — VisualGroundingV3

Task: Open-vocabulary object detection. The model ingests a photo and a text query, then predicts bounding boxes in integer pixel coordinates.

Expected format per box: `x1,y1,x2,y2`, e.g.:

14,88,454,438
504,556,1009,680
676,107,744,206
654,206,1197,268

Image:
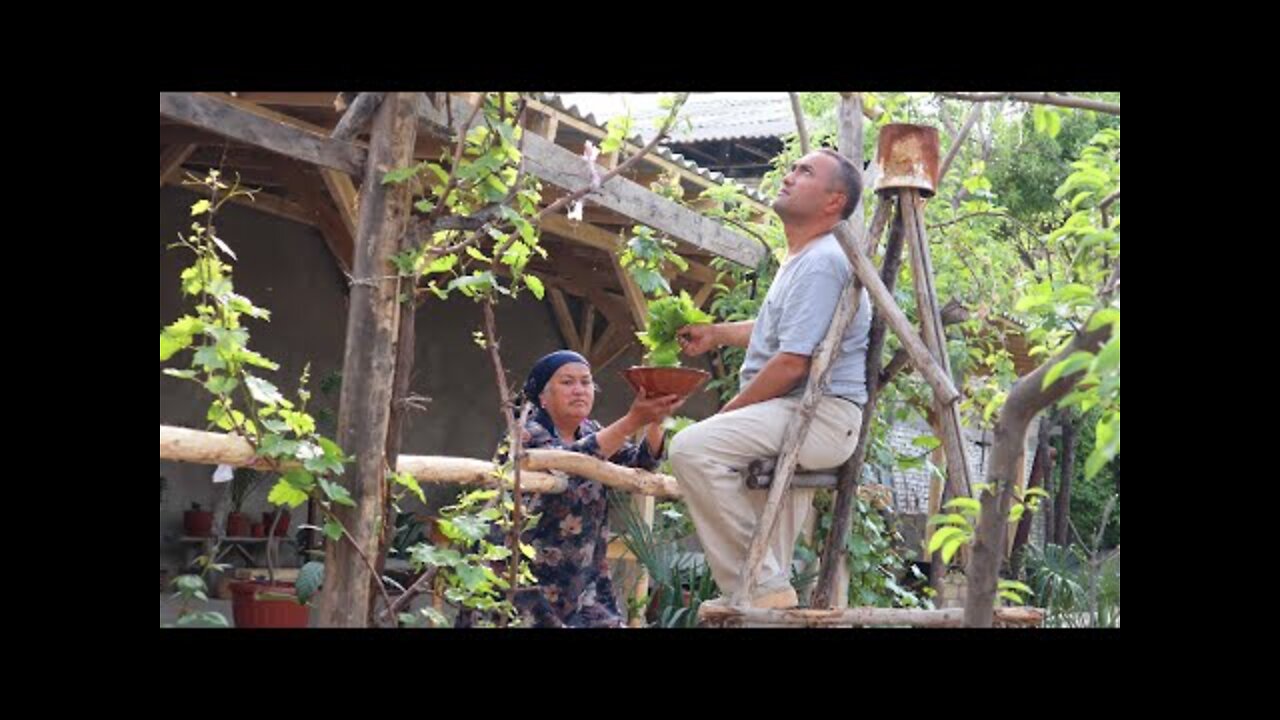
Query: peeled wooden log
160,425,662,497
697,604,1044,628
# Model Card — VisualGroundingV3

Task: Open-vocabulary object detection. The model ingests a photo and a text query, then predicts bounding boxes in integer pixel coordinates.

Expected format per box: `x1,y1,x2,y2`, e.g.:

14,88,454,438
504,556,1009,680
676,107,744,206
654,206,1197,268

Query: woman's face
540,362,595,427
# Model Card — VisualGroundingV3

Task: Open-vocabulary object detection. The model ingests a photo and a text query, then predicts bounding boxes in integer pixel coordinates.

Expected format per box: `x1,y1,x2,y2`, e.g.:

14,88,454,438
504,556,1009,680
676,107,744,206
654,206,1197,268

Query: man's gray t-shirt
739,233,872,403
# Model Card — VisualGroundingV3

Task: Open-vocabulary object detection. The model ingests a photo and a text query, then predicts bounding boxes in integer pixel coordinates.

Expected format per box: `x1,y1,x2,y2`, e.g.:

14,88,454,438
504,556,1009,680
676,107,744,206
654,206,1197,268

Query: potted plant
183,501,213,537
617,226,713,397
226,467,262,537
229,505,324,628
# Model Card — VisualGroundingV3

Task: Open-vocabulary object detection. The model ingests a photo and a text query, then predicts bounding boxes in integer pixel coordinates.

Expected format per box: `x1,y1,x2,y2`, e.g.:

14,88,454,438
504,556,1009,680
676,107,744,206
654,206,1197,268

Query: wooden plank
594,332,635,372
580,303,597,356
693,280,717,309
547,287,582,352
524,109,560,143
235,92,341,108
537,211,621,253
525,100,773,216
315,93,418,628
227,190,316,227
832,220,960,405
901,189,971,501
163,174,317,227
588,322,618,366
537,212,718,283
331,92,384,141
611,255,649,329
320,168,360,239
160,144,196,188
417,94,763,268
160,92,366,176
270,159,354,273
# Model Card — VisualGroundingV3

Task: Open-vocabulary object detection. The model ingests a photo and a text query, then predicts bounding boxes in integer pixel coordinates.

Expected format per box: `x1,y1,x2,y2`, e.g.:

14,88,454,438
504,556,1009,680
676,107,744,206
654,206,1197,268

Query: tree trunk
963,323,1111,627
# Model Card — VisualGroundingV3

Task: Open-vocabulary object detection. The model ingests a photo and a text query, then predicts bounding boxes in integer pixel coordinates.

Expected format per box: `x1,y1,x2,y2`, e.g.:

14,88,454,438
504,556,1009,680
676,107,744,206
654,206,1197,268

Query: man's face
772,152,844,223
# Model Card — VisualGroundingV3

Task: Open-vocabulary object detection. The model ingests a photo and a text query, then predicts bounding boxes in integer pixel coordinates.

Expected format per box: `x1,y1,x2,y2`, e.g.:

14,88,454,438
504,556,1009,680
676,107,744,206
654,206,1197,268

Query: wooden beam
160,92,366,176
537,212,717,283
580,302,597,356
226,190,316,227
524,109,559,143
832,220,960,405
584,288,633,334
316,92,418,628
588,322,619,366
537,211,621,253
547,287,582,352
160,144,196,188
163,175,318,228
270,159,355,273
901,189,971,501
234,92,342,108
693,280,717,309
593,331,636,372
611,255,649,329
320,169,360,239
418,94,763,268
331,92,384,141
525,99,773,217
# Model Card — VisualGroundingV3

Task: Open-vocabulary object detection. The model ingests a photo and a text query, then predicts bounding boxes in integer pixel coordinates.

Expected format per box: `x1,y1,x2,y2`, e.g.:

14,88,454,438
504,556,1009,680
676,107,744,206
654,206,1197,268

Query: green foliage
636,291,713,368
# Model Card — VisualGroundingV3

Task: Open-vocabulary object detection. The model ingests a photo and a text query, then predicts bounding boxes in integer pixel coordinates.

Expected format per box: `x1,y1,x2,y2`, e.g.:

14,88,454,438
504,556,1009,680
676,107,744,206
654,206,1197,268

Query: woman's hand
626,388,685,426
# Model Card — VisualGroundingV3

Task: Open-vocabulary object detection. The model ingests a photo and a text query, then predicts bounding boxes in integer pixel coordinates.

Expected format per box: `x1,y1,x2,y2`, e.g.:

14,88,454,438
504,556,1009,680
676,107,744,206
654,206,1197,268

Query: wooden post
831,222,960,405
611,255,656,624
314,92,419,628
809,93,867,610
547,288,582,352
810,195,898,610
900,189,972,503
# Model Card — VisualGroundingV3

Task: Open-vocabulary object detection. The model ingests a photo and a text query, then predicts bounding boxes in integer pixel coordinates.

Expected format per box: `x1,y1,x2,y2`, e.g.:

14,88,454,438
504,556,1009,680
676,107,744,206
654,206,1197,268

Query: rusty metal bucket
874,123,940,197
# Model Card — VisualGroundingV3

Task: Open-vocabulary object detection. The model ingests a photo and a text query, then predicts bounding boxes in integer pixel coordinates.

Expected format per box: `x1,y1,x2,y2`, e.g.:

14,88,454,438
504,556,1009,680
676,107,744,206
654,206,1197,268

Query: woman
460,350,683,628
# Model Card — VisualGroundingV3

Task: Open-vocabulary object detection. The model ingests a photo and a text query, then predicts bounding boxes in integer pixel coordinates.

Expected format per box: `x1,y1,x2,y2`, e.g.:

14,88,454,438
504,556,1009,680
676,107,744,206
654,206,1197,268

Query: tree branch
938,101,986,182
937,92,1120,116
789,92,811,155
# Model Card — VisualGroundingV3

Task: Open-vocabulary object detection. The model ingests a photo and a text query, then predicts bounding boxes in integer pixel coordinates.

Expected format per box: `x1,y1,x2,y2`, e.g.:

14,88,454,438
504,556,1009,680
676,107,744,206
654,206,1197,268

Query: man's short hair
818,148,863,220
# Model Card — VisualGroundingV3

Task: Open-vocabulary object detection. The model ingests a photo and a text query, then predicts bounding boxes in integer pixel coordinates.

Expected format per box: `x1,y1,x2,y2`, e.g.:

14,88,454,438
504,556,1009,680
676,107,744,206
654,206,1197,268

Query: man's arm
718,351,810,414
677,320,754,355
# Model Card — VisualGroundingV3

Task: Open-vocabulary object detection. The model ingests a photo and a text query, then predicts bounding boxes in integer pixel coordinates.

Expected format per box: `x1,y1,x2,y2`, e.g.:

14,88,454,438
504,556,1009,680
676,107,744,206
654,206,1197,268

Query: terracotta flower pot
226,512,251,537
184,509,214,537
621,366,710,398
229,581,310,628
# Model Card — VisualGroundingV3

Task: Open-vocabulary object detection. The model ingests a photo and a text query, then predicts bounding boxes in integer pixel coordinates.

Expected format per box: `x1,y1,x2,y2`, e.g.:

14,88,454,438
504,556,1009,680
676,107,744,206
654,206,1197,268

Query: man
670,149,871,609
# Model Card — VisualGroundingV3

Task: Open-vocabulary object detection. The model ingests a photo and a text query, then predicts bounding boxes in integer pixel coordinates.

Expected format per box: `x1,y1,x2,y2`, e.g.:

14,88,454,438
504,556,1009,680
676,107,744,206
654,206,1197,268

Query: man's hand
677,324,719,356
